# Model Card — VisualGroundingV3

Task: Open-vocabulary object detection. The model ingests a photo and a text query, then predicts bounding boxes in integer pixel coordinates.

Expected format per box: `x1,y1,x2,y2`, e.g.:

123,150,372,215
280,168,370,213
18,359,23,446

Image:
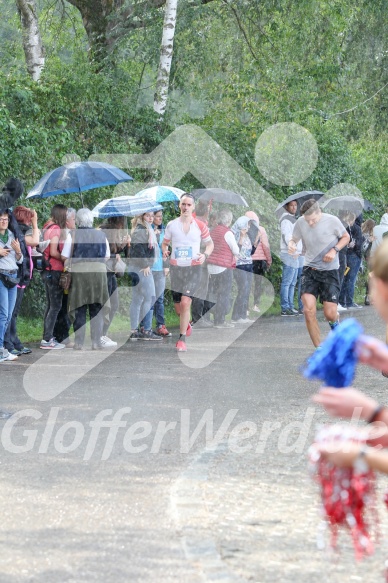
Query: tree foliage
0,0,385,212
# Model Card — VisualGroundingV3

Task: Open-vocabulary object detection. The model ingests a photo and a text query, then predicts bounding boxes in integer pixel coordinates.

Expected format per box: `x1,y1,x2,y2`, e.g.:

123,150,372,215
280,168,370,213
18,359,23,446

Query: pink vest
208,225,236,269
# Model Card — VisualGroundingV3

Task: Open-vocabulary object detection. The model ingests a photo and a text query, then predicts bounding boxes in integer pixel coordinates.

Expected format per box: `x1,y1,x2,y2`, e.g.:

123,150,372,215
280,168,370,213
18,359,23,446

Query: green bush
20,272,46,318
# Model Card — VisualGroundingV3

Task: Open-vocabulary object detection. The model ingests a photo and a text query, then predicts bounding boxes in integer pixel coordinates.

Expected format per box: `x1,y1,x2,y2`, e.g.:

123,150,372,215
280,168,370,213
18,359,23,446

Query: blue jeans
280,253,298,311
128,266,156,330
140,270,166,330
4,286,25,351
152,271,166,328
339,253,362,307
0,276,18,349
232,264,253,320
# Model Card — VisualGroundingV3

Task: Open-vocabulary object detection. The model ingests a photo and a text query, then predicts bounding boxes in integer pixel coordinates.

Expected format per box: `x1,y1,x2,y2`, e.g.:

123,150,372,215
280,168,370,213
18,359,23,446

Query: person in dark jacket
4,206,39,355
99,215,130,347
361,219,376,306
339,212,363,309
0,178,23,209
0,208,24,363
139,210,172,337
128,212,161,341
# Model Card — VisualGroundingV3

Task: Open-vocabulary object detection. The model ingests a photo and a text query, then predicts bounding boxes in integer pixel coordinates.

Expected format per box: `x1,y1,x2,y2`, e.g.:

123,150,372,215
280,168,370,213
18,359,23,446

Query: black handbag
31,252,50,272
0,273,20,288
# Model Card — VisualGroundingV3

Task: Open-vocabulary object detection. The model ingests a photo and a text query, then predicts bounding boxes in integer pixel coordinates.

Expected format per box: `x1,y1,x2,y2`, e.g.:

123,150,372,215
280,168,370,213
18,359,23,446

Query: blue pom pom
303,318,363,388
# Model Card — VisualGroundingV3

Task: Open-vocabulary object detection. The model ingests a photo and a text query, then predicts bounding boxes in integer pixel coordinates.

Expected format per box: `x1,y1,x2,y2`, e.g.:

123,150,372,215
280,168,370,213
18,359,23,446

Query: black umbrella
363,198,375,211
275,190,325,215
320,196,369,215
192,188,248,207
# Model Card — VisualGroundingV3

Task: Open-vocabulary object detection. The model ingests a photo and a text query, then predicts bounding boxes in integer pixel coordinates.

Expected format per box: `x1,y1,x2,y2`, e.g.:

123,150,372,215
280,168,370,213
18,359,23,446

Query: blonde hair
131,214,148,233
371,239,388,283
362,219,375,235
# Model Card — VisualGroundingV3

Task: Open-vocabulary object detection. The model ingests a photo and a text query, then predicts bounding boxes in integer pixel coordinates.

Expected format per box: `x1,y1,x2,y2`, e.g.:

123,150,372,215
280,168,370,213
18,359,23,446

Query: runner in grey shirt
292,213,345,270
288,200,349,347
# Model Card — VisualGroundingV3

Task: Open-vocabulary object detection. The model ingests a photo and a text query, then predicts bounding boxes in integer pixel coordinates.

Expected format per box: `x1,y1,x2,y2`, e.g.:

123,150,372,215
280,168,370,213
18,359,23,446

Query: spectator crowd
0,179,384,360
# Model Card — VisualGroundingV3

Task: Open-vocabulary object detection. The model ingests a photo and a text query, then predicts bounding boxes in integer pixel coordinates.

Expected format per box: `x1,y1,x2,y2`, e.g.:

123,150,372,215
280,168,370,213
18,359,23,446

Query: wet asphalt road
1,306,388,583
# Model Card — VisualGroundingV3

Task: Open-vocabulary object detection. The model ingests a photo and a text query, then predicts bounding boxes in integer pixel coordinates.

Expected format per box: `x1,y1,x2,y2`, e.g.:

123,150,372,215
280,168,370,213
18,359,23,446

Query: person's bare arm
357,335,388,373
313,387,388,448
323,231,350,263
312,387,378,421
318,442,388,474
26,210,40,247
198,239,214,264
49,236,63,261
162,239,170,260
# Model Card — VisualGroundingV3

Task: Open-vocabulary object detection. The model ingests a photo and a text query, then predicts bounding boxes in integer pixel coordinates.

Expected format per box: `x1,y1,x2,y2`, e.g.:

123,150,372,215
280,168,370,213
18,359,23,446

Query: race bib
175,246,192,266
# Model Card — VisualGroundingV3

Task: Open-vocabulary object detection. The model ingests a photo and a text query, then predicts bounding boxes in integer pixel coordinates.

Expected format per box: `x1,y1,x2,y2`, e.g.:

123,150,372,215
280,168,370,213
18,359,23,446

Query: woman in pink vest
40,204,68,350
246,211,272,312
207,209,239,328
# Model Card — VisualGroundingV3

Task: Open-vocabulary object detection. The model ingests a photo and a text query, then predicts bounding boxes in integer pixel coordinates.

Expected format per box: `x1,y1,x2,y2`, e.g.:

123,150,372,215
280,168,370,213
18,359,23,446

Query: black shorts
300,266,341,304
170,265,202,303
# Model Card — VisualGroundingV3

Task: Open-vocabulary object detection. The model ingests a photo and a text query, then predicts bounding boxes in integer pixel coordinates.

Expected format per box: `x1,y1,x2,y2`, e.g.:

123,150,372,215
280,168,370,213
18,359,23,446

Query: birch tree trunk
153,0,178,117
15,0,45,81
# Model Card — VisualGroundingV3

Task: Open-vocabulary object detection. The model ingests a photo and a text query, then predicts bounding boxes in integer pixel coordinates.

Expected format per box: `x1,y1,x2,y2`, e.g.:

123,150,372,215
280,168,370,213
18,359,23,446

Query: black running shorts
300,266,341,304
170,265,202,303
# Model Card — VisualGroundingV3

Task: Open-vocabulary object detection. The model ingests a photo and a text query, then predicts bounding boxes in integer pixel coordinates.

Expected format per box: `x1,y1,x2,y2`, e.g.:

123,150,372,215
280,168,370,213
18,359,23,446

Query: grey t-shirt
0,230,21,272
292,213,346,270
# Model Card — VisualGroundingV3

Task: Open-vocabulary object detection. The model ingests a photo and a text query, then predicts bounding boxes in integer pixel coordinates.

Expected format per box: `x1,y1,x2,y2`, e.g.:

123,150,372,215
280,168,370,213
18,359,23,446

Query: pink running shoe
176,340,187,352
186,322,192,337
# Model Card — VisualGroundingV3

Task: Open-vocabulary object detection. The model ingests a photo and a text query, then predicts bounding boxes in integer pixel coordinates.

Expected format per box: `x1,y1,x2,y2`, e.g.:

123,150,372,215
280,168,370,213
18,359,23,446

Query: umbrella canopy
275,190,325,214
134,185,185,203
191,188,248,207
26,161,133,199
320,196,368,215
362,198,375,211
91,196,163,219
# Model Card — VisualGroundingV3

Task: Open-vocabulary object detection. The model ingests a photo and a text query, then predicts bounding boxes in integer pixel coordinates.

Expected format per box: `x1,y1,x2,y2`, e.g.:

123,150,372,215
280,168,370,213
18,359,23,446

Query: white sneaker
100,335,118,348
337,304,347,312
252,305,261,313
0,349,18,362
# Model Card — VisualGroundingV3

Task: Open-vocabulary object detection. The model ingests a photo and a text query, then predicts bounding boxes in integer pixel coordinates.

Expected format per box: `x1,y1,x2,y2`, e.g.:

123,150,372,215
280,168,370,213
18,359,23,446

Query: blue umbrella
91,196,163,219
134,185,185,203
26,161,133,199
